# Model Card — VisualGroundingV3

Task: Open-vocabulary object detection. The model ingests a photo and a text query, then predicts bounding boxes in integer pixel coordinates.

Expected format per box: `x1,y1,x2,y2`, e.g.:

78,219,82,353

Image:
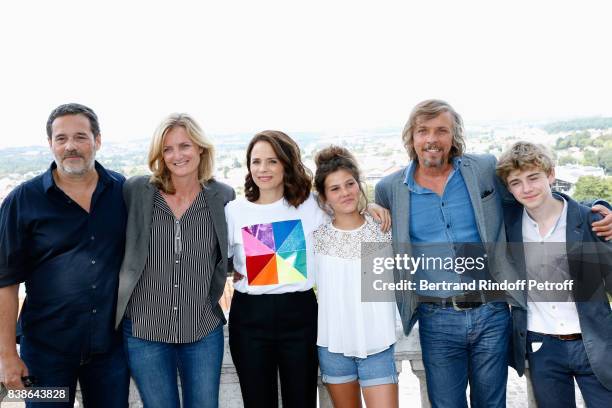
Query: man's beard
420,143,447,168
422,157,445,168
55,152,95,175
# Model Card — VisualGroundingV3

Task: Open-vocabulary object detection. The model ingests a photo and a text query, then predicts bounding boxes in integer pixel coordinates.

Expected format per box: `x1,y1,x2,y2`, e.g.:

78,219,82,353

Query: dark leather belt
419,291,505,311
535,332,582,341
425,299,483,311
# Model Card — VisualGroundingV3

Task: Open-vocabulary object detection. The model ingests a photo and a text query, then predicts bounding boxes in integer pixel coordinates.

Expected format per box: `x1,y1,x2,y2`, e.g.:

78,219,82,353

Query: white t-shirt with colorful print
225,194,328,295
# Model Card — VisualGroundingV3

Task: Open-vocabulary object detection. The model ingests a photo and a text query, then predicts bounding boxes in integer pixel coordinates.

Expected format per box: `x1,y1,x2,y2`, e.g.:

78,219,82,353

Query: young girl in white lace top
313,146,398,408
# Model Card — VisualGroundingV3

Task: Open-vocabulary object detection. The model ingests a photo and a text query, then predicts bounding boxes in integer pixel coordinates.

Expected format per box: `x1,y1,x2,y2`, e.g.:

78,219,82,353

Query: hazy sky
1,0,611,148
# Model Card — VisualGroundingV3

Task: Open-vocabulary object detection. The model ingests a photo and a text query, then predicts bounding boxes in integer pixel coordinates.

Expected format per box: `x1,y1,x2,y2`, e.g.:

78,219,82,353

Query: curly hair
314,145,368,214
244,130,312,207
496,141,555,185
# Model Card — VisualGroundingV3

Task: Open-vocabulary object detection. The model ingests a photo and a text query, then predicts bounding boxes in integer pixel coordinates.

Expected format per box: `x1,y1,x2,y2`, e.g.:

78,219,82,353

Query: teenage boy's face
506,167,556,210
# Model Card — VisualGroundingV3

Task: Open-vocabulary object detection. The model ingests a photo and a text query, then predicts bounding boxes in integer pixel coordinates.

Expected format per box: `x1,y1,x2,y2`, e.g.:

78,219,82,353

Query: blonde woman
115,114,234,408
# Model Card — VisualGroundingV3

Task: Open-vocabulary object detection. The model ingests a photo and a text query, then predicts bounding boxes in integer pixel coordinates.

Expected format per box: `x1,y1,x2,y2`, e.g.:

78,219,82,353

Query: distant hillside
0,146,51,178
541,117,612,133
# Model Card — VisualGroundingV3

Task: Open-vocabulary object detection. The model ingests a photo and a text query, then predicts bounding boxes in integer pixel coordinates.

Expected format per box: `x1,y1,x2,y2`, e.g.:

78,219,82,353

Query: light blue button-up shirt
405,157,483,297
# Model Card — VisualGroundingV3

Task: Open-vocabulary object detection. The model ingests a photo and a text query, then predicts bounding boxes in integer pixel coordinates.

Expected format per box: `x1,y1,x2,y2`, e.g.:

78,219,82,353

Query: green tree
597,147,612,174
573,176,612,202
576,131,592,148
582,150,598,166
558,155,578,165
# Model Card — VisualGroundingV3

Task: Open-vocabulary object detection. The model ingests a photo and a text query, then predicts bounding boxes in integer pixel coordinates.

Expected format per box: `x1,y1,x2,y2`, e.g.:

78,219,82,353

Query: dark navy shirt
0,161,126,356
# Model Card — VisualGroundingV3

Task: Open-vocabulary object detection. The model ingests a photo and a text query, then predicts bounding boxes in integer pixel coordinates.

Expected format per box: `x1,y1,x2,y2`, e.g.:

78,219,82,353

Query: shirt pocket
480,187,497,203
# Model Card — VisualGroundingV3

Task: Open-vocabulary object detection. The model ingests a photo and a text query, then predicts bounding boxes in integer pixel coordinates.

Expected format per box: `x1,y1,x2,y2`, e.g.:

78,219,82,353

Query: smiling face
162,126,203,180
49,114,100,176
323,168,361,216
412,111,454,168
249,141,285,198
506,166,556,211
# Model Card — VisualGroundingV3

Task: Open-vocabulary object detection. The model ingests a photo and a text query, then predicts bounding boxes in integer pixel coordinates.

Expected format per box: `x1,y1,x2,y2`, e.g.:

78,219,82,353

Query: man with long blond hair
375,99,612,407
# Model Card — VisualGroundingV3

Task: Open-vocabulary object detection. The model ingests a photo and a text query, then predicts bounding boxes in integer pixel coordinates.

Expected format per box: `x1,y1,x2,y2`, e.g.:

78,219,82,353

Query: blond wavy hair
148,113,215,193
496,141,554,185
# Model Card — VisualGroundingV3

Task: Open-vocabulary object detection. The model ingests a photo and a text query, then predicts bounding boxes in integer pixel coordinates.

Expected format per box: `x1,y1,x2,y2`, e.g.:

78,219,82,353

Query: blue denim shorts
318,345,398,387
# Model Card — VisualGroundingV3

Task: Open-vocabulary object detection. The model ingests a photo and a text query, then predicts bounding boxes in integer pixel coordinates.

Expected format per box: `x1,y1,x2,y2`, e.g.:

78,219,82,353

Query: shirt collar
403,156,462,192
522,195,568,239
42,161,113,193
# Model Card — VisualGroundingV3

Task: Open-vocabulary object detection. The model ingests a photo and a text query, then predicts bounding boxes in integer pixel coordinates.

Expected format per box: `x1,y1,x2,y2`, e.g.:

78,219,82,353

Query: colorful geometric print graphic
241,219,307,286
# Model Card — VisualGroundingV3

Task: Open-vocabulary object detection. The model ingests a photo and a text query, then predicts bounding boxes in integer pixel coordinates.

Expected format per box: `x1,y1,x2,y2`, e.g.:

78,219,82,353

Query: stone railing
73,280,583,407
196,322,541,408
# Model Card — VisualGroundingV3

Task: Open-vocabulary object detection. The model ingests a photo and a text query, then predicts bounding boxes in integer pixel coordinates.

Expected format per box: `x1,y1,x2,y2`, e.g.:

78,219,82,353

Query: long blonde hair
148,113,215,194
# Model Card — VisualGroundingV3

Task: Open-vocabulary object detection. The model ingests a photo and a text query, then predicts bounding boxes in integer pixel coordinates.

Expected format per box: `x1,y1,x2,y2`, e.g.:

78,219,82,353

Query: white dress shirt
523,197,581,334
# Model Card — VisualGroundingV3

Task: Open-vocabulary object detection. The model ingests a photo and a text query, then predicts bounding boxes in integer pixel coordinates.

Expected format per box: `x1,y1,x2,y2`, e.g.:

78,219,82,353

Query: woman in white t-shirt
226,131,390,408
313,146,398,408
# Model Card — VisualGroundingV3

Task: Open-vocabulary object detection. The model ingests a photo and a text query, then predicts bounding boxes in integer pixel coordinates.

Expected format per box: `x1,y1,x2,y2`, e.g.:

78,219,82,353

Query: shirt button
560,322,564,326
175,220,179,224
551,305,556,310
173,306,178,311
90,236,95,241
92,309,97,314
175,260,180,264
174,284,179,288
92,284,97,289
91,260,96,265
441,202,445,207
446,224,450,229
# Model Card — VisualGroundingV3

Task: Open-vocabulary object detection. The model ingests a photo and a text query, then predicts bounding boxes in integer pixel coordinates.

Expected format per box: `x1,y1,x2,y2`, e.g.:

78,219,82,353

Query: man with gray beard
0,104,129,407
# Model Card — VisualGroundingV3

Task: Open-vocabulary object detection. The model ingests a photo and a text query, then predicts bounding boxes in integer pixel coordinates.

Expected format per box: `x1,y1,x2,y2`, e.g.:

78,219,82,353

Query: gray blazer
375,153,524,335
115,175,235,328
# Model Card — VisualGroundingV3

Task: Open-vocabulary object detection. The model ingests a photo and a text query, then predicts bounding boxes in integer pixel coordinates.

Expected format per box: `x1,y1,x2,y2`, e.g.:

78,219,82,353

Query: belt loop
452,297,463,311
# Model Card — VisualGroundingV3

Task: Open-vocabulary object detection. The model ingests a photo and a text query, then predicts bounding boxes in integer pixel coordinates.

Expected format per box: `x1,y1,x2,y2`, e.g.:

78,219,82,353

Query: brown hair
314,145,368,214
148,113,215,194
496,141,555,185
402,99,465,161
244,130,312,207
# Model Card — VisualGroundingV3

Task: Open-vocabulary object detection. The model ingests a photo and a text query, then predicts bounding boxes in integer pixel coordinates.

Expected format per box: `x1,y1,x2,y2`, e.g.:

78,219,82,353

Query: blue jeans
123,319,224,408
19,335,129,408
418,301,511,408
527,331,612,408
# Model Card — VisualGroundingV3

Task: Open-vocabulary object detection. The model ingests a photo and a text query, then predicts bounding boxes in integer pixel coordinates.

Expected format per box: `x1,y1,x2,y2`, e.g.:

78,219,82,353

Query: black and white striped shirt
127,189,221,343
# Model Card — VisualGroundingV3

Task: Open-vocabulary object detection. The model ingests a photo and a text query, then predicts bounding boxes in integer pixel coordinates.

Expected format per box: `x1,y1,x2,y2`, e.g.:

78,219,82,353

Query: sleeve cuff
0,267,26,287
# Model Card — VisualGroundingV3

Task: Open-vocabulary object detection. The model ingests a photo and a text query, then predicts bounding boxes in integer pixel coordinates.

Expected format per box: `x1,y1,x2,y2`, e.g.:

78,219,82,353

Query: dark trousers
20,335,129,408
527,331,612,408
229,289,318,408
